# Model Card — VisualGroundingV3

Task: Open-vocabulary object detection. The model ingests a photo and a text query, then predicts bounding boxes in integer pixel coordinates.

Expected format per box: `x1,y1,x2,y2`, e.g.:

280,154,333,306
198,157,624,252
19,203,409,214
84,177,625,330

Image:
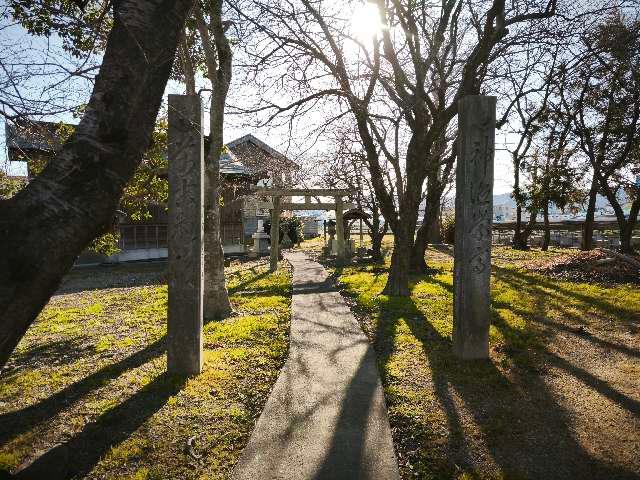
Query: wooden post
323,220,327,245
270,196,281,272
167,94,204,375
335,197,345,262
453,95,496,360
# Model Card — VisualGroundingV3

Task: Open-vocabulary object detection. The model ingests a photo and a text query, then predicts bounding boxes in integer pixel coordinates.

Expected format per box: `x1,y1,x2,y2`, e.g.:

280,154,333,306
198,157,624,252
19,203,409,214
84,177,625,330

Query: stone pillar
453,95,496,360
335,197,345,262
270,196,281,272
167,94,204,375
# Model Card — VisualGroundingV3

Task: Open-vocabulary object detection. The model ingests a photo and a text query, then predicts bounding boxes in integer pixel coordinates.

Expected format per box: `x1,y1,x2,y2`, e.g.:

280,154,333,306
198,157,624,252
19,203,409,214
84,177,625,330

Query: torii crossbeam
254,187,356,270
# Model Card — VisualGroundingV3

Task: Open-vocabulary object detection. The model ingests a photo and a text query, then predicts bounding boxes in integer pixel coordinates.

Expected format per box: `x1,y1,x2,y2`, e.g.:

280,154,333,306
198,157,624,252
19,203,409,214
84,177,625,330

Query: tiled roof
226,134,299,170
5,121,66,152
219,149,248,175
5,121,294,178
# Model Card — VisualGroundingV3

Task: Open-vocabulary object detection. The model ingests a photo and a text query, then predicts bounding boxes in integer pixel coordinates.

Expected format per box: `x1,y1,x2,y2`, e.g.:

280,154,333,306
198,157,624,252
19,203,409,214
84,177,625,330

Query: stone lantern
327,220,338,255
250,219,270,258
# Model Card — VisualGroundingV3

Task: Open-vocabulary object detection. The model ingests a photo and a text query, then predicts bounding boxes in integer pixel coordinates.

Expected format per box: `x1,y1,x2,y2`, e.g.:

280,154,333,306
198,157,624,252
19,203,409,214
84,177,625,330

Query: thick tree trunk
382,136,425,295
410,225,430,273
410,170,443,273
371,231,384,262
179,31,197,95
383,229,411,296
426,214,441,244
199,0,232,320
581,177,598,250
368,212,386,262
512,205,528,250
619,197,639,254
511,153,527,250
514,208,538,250
410,203,440,273
0,0,193,368
620,225,634,254
203,169,232,319
542,201,550,251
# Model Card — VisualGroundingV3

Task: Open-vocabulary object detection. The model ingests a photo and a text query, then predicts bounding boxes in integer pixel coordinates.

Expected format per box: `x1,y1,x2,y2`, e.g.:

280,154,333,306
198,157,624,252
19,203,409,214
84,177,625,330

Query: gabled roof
226,134,299,170
219,149,248,175
5,121,296,178
5,120,68,154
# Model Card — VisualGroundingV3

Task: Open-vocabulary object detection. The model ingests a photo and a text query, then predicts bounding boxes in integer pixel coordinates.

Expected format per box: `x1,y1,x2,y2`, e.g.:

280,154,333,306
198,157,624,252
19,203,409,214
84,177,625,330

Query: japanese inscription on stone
453,95,496,360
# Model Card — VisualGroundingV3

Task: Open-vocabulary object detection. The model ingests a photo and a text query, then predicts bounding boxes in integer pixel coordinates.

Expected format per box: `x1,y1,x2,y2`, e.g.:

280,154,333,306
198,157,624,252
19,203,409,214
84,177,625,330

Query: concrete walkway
231,252,400,480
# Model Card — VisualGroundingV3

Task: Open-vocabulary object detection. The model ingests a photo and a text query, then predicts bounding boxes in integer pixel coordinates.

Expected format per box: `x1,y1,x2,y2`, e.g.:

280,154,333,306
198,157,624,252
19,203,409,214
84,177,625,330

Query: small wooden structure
254,188,355,270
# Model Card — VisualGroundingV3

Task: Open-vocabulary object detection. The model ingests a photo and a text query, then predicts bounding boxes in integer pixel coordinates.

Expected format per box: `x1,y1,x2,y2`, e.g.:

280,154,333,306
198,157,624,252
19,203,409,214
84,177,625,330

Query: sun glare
350,2,384,41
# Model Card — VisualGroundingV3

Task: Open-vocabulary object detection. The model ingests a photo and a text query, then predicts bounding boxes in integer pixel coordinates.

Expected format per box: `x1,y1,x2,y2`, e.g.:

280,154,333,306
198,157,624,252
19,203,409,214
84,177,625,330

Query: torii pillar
335,196,346,263
270,196,281,272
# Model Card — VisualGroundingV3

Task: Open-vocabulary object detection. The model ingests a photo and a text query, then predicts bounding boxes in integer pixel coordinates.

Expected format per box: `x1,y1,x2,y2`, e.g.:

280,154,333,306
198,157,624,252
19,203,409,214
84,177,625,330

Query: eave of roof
226,133,299,169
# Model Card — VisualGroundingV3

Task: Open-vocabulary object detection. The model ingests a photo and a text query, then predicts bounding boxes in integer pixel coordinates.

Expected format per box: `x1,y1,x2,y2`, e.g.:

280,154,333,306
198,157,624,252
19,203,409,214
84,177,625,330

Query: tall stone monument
453,95,496,360
167,95,204,375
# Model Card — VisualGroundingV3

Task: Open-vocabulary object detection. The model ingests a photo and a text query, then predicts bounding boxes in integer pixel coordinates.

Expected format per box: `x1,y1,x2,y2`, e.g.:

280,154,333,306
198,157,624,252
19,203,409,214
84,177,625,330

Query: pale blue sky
1,19,515,195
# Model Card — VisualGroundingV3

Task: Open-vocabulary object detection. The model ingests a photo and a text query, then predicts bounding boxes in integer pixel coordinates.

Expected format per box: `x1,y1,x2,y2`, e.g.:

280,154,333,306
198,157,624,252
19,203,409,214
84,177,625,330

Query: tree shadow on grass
0,337,166,446
494,266,639,328
3,336,97,376
9,372,185,480
228,269,271,294
372,271,639,480
56,262,167,295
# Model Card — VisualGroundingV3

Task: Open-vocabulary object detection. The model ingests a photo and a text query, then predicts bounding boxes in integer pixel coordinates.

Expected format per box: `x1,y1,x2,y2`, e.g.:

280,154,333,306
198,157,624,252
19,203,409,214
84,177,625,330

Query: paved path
231,251,400,480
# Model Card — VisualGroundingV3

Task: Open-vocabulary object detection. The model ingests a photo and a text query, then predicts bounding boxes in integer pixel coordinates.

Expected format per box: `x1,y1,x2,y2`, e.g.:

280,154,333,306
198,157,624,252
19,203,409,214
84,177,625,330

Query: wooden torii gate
255,188,355,271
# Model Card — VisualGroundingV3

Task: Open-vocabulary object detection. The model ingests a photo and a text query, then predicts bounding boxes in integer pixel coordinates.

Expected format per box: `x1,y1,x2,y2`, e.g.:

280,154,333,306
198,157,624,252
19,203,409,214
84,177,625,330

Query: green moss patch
0,259,291,479
333,246,640,480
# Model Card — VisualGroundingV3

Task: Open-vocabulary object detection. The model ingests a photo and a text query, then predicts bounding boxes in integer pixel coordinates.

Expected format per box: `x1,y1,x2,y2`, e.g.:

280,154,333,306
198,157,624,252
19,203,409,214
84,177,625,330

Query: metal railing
118,224,167,250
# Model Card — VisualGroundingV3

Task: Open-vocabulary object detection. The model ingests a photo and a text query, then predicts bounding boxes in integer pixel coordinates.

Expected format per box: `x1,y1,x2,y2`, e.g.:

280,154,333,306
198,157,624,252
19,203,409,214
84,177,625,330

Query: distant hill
492,191,629,209
493,192,515,207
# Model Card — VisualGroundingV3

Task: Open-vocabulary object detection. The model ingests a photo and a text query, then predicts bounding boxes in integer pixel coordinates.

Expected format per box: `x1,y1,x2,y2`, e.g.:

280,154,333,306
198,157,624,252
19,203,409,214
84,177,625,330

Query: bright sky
1,9,515,195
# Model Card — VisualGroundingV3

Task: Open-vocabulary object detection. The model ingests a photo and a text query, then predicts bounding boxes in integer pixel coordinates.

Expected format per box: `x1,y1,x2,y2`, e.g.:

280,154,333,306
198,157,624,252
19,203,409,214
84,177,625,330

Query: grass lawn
330,245,640,480
0,259,291,480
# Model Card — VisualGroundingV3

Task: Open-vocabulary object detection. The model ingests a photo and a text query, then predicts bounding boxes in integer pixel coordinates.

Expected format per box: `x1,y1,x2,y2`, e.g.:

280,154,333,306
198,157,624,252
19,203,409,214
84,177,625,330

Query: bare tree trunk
371,230,385,262
197,0,232,320
0,0,193,368
382,165,421,296
619,197,639,254
368,207,386,262
180,30,197,96
203,169,232,319
542,201,550,251
410,224,430,273
581,177,598,250
511,153,528,250
517,208,538,249
410,195,440,273
594,169,638,255
512,204,527,249
383,226,412,296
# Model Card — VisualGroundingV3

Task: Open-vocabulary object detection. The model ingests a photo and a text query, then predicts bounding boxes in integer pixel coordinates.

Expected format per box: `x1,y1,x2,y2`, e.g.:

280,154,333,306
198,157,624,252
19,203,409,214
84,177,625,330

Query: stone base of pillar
331,238,355,256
